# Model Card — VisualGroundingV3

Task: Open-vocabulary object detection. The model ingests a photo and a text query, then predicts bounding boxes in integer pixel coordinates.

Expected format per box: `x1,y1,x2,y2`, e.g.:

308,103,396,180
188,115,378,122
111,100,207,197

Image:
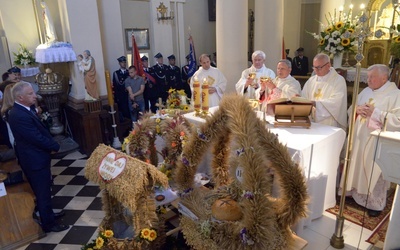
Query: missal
271,96,313,128
268,96,313,105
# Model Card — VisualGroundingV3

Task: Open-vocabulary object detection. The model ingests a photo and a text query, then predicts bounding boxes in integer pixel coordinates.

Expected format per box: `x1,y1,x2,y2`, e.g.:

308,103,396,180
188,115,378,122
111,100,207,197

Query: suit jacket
8,103,60,170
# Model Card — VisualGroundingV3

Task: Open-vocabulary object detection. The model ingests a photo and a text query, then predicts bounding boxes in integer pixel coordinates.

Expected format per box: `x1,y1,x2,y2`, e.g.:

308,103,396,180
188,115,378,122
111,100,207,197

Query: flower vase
333,53,343,69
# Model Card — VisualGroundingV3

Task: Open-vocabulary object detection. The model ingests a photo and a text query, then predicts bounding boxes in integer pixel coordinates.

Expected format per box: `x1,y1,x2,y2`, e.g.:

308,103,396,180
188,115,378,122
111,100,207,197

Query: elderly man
301,53,347,130
236,50,275,99
341,64,400,217
255,59,301,102
190,54,227,107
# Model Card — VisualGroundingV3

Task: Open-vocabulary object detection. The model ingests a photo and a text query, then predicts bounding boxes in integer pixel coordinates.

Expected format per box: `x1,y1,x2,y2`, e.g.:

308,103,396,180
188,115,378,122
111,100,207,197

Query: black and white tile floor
17,151,104,250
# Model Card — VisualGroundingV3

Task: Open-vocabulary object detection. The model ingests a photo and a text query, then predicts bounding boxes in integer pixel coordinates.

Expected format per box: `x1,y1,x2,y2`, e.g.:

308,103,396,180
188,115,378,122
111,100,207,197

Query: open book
268,96,312,104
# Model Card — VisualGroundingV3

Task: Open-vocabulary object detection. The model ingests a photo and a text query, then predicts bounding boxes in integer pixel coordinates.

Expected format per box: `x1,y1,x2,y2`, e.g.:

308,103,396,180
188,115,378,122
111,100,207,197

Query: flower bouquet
390,24,400,59
308,12,359,56
13,44,35,67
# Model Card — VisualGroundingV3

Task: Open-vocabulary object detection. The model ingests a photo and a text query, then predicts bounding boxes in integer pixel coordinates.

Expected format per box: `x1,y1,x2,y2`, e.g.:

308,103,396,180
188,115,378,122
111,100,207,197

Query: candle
201,78,209,113
193,76,201,112
105,70,114,107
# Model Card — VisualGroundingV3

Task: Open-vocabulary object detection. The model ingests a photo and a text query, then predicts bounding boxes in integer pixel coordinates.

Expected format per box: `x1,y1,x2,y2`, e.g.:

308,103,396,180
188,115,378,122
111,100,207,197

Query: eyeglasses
312,62,329,70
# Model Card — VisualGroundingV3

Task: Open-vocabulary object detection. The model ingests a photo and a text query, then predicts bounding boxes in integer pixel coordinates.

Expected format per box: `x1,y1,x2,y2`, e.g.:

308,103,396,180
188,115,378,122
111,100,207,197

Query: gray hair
313,53,330,63
199,54,211,62
367,64,390,79
278,59,292,68
11,81,31,100
252,50,266,61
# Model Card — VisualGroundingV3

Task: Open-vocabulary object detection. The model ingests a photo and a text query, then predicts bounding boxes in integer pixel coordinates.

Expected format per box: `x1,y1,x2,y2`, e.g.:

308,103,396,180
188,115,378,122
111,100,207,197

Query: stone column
216,0,248,94
254,0,284,71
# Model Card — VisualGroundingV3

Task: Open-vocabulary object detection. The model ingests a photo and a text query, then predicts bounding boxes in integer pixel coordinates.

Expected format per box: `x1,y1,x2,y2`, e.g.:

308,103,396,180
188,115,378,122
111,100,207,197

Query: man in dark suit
8,82,69,233
166,54,182,90
112,56,130,121
291,47,309,76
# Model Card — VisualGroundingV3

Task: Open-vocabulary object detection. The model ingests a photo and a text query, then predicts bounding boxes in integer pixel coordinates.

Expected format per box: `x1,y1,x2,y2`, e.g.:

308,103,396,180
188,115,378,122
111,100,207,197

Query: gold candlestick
201,78,209,117
193,77,201,116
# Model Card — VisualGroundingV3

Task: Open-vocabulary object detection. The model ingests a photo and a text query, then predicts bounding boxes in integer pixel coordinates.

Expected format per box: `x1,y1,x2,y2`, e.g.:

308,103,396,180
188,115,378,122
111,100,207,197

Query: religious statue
41,1,57,44
80,50,100,100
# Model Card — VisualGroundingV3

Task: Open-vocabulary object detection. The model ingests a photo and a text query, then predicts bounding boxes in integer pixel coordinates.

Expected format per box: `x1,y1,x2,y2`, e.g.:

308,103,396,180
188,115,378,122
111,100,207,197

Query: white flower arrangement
13,44,35,66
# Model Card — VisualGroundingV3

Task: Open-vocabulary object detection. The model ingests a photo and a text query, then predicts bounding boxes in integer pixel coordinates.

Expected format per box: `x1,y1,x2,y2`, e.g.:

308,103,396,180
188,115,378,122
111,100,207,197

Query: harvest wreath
122,113,192,179
85,144,169,249
173,94,309,250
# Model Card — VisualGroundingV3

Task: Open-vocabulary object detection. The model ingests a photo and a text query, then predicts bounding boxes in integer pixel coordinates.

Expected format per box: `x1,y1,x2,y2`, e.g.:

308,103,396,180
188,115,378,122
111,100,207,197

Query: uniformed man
151,52,169,103
291,47,309,76
167,54,182,90
142,56,157,113
112,56,130,121
181,54,192,98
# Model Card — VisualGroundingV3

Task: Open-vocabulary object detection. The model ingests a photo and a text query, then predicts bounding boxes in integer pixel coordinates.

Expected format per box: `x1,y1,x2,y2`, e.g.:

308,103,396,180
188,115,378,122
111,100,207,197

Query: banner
187,35,197,77
131,34,144,77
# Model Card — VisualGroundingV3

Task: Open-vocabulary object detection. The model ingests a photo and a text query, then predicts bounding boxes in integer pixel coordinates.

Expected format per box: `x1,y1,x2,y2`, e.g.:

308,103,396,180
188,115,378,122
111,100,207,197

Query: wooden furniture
64,106,109,155
274,103,313,128
0,160,45,250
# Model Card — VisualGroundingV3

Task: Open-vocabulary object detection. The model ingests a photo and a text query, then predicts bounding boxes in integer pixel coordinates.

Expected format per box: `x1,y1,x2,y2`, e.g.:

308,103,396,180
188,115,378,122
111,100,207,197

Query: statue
41,1,57,44
80,50,100,100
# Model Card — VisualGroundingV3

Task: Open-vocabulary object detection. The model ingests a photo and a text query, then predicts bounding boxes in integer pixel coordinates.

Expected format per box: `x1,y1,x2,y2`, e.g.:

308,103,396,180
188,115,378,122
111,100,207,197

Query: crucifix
155,97,165,113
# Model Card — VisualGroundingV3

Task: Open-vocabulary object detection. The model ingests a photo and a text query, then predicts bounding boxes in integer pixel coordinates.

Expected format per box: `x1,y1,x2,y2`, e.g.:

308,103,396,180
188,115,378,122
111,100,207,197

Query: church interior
0,0,400,249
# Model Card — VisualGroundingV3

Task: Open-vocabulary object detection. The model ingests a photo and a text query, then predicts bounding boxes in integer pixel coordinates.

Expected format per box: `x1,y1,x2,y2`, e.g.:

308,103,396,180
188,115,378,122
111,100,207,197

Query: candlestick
105,70,114,107
193,76,201,116
201,78,209,116
105,70,121,149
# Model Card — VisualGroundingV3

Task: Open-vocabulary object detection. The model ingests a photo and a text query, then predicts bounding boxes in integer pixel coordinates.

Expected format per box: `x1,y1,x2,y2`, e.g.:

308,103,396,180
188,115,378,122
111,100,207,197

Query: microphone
382,106,400,131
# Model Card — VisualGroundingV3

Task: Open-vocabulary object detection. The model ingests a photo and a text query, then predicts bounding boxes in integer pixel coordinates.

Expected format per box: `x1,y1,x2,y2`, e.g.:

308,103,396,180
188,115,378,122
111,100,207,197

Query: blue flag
187,35,197,77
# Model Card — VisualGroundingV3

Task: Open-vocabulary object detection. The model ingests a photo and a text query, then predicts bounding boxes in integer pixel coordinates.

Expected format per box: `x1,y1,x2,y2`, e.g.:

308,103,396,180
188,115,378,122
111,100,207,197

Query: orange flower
104,230,114,238
171,142,177,148
148,229,157,241
145,159,150,163
180,131,185,136
131,130,136,135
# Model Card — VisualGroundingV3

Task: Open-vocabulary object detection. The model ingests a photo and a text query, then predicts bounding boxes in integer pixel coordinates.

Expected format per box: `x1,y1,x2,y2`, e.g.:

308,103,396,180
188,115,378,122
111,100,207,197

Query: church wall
283,0,302,60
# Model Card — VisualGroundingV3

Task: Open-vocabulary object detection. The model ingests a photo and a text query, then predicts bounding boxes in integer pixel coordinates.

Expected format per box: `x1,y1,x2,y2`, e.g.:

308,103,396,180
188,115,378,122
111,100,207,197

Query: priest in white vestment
190,54,227,107
236,50,275,99
341,64,400,216
255,59,301,101
302,53,347,130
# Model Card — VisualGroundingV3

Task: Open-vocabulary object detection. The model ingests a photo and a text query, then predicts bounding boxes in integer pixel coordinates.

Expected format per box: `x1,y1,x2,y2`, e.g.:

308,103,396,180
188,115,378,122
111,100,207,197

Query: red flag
282,37,286,59
131,34,144,77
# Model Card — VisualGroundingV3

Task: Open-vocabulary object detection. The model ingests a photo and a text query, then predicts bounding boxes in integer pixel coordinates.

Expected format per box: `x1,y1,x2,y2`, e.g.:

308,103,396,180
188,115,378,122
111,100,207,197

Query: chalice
248,72,258,88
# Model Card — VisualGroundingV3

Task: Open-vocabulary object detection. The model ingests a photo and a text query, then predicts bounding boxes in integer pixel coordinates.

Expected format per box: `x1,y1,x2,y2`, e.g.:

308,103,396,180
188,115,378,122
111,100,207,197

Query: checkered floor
16,150,186,250
17,151,104,250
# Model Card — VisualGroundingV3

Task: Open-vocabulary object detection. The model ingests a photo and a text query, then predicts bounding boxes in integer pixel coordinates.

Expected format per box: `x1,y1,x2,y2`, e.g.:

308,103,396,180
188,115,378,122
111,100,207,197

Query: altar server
236,50,275,99
341,64,400,217
190,54,227,107
302,53,347,130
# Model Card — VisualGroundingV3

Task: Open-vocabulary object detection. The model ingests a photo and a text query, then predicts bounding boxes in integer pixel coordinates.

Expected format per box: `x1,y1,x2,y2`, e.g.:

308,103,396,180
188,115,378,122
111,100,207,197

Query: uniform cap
154,52,163,59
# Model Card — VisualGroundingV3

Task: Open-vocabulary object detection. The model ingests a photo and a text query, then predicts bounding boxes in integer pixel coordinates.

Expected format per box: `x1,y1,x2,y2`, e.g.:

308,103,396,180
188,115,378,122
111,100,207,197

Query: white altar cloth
183,107,346,224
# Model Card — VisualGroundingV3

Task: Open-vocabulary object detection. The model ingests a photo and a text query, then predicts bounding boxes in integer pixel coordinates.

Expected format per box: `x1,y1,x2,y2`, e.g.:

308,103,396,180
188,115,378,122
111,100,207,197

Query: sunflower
395,36,400,43
347,28,354,34
335,22,344,29
341,38,351,47
325,26,333,33
141,228,151,239
95,237,104,249
103,230,114,238
319,38,325,46
148,229,157,241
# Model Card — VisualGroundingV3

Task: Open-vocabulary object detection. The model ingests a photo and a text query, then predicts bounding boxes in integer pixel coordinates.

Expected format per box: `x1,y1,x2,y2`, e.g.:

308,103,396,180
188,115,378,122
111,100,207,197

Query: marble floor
15,150,380,250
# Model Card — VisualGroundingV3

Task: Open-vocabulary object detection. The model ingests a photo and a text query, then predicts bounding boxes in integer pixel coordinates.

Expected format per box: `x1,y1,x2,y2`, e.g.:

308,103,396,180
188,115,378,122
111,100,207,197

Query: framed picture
125,28,150,51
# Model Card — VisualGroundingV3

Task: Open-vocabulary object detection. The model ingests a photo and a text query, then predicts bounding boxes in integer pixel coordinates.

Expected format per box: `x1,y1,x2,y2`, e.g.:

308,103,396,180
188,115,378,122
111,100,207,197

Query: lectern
370,130,400,250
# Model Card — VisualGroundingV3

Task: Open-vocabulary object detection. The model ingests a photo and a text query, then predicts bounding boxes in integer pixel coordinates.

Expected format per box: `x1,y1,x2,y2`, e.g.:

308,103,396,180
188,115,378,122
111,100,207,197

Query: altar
183,107,346,225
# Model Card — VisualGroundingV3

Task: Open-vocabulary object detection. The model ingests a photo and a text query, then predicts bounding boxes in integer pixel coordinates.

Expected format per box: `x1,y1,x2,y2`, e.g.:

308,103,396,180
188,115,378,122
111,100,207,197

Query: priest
190,54,227,107
301,53,347,130
341,64,400,217
236,50,275,99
